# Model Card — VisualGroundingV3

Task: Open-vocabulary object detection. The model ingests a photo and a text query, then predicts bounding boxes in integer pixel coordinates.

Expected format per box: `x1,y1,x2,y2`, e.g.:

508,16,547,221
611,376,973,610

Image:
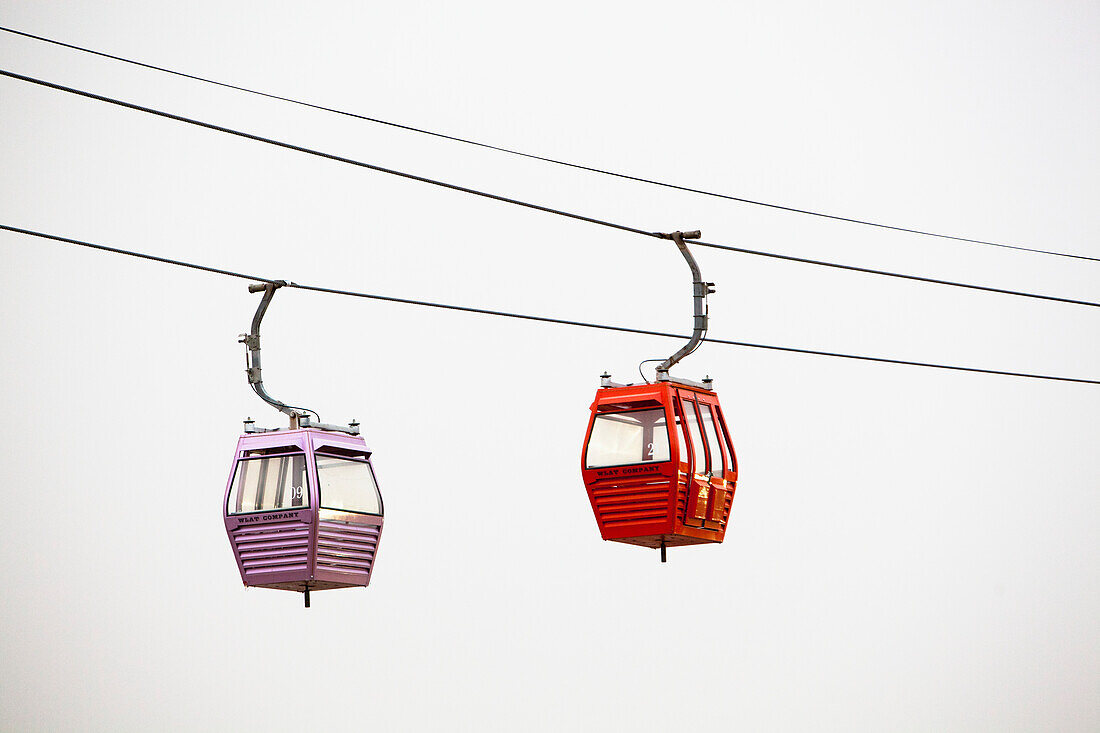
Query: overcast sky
1,2,1098,731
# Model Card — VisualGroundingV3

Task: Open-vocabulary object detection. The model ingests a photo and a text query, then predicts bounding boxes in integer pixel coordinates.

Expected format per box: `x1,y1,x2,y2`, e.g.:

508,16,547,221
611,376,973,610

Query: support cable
1,24,1094,263
2,223,1096,386
1,68,1097,310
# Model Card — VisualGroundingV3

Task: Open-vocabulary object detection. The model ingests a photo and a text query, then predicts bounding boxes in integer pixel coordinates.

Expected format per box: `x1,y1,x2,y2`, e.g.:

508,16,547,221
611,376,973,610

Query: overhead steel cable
687,237,1100,306
2,24,1095,264
2,223,1097,386
3,68,1098,311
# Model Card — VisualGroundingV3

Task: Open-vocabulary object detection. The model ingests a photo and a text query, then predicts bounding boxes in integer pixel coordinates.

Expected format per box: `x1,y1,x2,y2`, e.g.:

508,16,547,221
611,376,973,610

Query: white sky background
1,1,1097,730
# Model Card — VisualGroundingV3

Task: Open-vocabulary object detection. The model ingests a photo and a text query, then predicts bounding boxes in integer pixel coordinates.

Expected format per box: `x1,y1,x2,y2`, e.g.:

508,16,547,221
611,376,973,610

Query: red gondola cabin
581,375,737,557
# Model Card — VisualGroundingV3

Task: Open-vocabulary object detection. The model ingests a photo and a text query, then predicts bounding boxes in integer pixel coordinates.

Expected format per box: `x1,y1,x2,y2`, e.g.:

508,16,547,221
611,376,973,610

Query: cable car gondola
581,231,738,561
223,282,383,606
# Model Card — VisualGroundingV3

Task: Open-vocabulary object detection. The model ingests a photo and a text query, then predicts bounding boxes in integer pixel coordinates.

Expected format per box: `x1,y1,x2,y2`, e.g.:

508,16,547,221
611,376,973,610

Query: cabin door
676,393,731,530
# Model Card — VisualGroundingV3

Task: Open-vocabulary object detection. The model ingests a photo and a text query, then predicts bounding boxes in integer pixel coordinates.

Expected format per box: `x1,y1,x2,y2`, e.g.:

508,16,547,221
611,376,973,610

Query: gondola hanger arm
239,281,361,435
655,230,715,381
240,280,309,425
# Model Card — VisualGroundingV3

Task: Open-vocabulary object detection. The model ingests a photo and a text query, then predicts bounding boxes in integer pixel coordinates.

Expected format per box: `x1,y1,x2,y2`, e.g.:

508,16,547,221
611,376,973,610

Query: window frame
699,403,727,475
314,452,384,517
678,395,712,476
227,452,311,516
712,403,737,473
584,406,674,470
673,401,693,468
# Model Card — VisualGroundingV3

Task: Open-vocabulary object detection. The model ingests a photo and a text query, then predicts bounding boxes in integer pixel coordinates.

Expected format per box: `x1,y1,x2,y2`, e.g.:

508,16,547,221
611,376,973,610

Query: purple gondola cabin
223,425,383,605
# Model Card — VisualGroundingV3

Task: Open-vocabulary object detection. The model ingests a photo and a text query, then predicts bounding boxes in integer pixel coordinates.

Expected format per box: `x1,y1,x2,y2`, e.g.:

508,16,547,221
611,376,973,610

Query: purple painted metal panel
234,530,310,579
223,428,383,595
314,511,383,587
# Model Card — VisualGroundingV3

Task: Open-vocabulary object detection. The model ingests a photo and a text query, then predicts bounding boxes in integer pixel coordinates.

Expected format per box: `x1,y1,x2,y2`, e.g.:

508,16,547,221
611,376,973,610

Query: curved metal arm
655,230,713,380
240,281,317,427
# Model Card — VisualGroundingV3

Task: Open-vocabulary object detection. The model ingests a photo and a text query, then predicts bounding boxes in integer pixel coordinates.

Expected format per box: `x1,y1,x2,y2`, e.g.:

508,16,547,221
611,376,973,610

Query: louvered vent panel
590,477,670,529
232,521,310,580
315,519,379,580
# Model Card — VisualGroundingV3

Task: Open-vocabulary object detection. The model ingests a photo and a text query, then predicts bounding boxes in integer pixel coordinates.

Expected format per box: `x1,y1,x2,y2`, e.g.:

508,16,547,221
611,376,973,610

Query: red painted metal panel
581,380,739,555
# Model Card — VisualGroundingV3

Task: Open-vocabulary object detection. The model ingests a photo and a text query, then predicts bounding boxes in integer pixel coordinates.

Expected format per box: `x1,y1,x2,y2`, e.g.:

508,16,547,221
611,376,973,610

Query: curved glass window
714,404,737,472
316,454,383,515
586,408,670,468
675,411,691,466
228,454,308,514
680,398,709,475
700,405,726,474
